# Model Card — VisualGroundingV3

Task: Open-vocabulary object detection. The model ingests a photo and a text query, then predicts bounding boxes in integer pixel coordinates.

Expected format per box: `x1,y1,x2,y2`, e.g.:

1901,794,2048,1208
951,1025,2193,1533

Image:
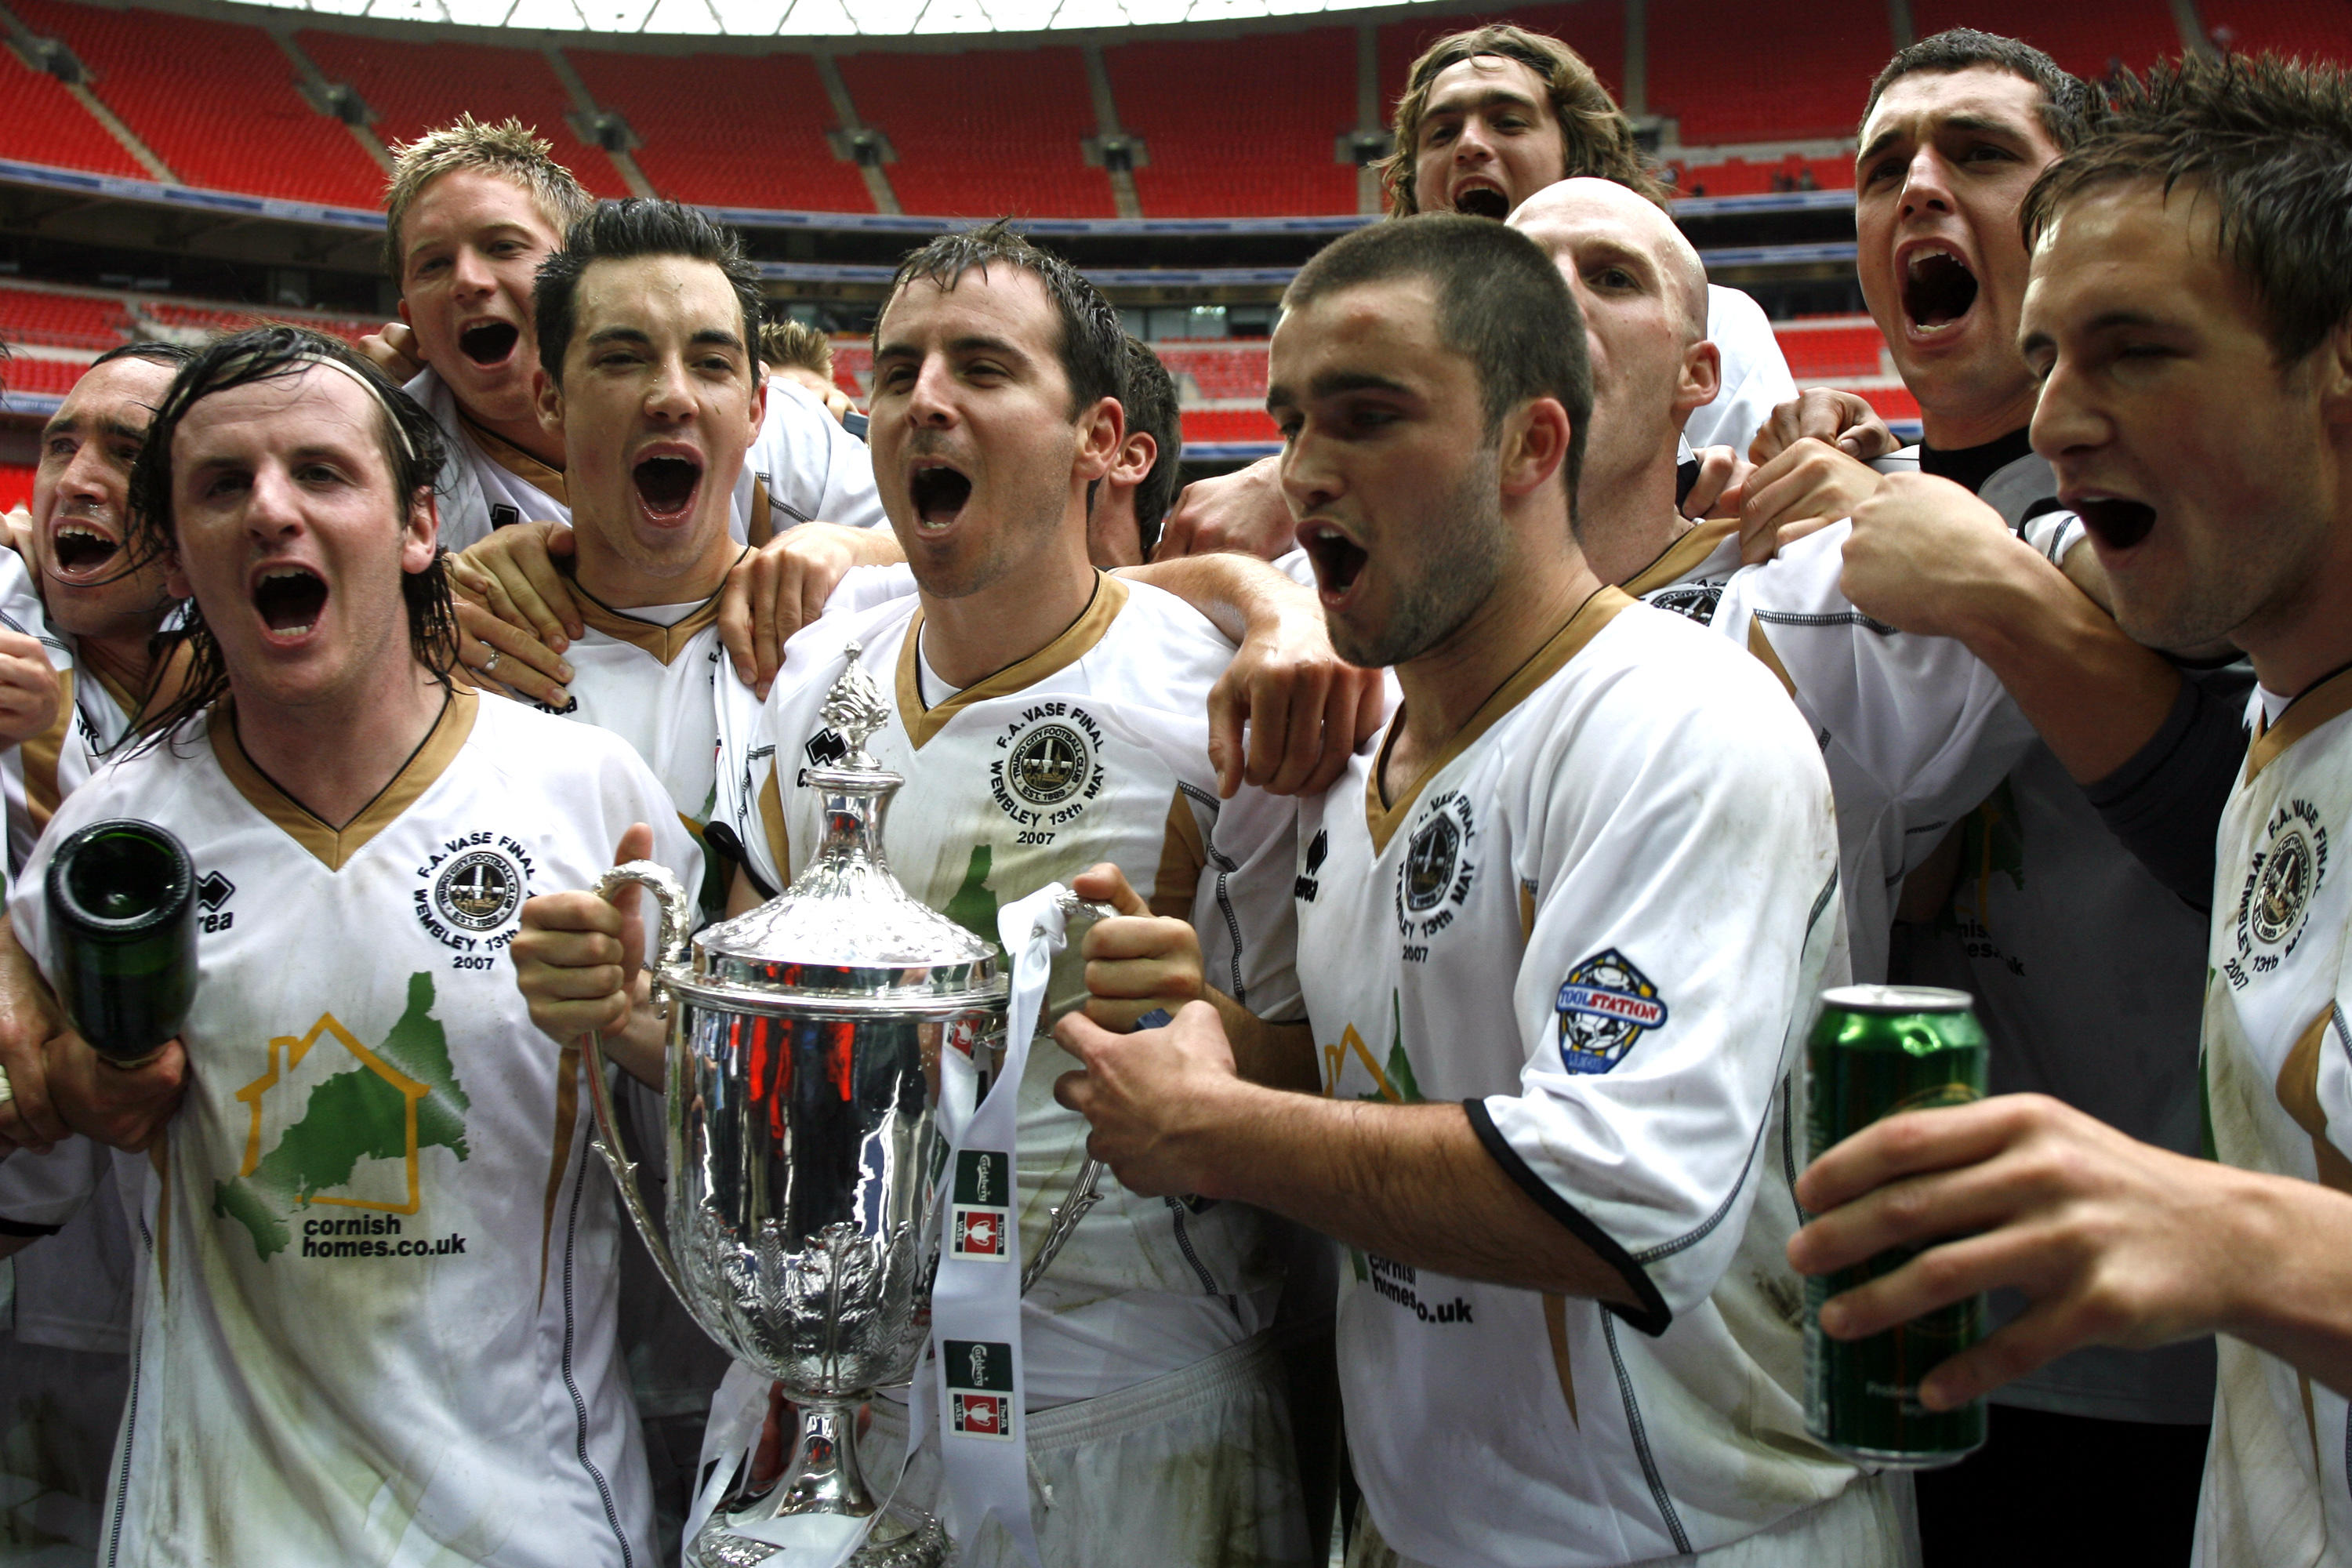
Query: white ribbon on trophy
922,880,1076,1568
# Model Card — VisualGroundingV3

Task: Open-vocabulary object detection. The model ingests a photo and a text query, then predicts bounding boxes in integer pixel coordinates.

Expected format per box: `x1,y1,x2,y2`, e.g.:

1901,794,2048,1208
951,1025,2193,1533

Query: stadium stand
1646,0,1892,144
0,24,146,178
568,48,871,213
1379,3,1628,112
0,462,34,509
9,0,379,207
296,28,629,199
1181,408,1283,445
1668,154,1850,197
3,355,91,396
140,299,373,343
1910,0,2186,79
2198,0,2352,60
1105,28,1359,218
1773,318,1888,380
839,46,1112,219
0,285,130,350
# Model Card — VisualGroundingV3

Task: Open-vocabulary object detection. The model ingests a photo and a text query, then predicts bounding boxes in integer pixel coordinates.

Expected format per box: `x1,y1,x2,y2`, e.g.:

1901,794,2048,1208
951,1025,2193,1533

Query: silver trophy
588,647,1108,1568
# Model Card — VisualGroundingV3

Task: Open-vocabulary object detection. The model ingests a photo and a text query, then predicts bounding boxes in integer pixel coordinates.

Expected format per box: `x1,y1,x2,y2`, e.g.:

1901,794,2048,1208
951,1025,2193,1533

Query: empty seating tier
567,49,872,213
1105,28,1357,218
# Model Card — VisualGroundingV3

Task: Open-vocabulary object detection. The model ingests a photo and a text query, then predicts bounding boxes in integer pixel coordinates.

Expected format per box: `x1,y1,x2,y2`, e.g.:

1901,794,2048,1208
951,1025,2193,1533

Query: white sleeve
1478,659,1843,1330
753,377,886,532
1684,285,1796,456
2021,508,2086,565
0,1135,109,1229
1184,783,1304,1025
823,564,920,617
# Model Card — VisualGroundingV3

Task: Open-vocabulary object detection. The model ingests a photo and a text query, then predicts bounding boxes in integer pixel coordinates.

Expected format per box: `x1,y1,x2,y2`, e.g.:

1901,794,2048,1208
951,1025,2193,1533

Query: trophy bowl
586,648,997,1568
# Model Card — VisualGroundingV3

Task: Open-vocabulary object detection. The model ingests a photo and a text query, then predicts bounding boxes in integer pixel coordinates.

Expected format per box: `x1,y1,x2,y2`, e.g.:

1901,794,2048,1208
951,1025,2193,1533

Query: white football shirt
2195,669,2352,1564
717,572,1302,1405
1299,589,1860,1567
10,690,700,1567
0,545,140,874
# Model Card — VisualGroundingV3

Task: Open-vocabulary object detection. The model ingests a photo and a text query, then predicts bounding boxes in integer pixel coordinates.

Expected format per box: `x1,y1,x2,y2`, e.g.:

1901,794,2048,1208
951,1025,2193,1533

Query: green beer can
1803,984,1988,1467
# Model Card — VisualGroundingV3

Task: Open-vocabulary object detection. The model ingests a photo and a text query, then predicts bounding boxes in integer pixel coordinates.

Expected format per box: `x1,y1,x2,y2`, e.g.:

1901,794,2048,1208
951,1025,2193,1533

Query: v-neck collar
894,572,1128,750
210,688,476,871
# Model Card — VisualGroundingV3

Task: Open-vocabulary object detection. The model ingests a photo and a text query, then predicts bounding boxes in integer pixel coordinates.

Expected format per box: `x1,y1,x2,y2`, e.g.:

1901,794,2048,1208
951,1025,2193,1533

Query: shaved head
1512,177,1708,344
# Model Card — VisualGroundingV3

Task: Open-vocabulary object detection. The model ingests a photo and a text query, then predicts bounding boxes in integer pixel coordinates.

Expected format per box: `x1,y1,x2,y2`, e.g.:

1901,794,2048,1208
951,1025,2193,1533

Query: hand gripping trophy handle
578,859,695,1312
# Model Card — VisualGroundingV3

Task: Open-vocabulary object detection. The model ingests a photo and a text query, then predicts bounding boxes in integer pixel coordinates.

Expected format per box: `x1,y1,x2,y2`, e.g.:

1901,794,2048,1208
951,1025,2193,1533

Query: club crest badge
434,850,521,932
2226,798,2332,990
943,1338,1015,1439
990,702,1109,826
949,1148,1013,1263
1646,581,1724,625
1395,791,1477,951
1555,949,1670,1075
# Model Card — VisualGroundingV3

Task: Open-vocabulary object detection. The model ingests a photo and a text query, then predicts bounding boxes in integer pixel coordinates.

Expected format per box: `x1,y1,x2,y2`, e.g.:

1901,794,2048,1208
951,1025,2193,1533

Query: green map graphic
1356,989,1425,1105
213,973,470,1260
945,844,1001,949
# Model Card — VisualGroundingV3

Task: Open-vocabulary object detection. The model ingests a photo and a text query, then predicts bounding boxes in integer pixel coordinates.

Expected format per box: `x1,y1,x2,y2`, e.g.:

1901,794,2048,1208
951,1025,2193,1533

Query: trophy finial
818,641,891,770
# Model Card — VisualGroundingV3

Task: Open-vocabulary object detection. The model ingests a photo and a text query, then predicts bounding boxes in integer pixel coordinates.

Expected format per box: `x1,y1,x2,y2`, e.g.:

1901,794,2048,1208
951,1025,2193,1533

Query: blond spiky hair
381,114,593,285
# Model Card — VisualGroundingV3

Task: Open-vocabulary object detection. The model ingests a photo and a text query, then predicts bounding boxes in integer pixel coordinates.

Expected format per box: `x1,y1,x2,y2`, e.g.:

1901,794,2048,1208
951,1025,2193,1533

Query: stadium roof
231,0,1453,36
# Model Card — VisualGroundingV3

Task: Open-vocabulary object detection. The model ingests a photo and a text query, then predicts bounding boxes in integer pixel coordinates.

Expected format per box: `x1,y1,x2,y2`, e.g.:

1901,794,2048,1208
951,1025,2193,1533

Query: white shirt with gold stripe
2197,670,2352,1566
1300,589,1861,1568
0,544,141,874
9,689,700,1567
1626,516,2040,982
716,571,1302,1406
409,368,884,552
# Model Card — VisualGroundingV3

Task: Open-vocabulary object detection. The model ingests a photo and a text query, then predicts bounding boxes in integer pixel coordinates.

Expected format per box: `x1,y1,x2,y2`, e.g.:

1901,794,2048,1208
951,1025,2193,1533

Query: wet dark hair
2021,52,2352,367
1283,214,1594,523
878,219,1125,421
123,325,456,746
535,198,764,385
1863,28,2092,150
92,340,200,372
1120,337,1181,555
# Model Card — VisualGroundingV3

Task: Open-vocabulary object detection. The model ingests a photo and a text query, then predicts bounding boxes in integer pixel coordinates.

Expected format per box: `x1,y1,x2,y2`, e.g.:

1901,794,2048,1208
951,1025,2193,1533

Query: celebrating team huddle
2,20,2351,1568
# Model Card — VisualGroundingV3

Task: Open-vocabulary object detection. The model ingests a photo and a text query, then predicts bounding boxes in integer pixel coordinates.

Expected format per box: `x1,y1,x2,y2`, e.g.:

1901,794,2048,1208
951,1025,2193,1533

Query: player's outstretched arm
0,627,60,748
510,823,667,1087
448,524,578,706
1842,473,2183,786
0,913,66,1157
1789,1092,2352,1406
1151,456,1296,564
1054,1004,1642,1306
1120,551,1385,798
717,521,906,699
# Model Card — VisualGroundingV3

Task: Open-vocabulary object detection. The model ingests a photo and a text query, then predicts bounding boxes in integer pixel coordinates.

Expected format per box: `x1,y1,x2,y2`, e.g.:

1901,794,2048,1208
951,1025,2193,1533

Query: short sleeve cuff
1465,1097,1672,1338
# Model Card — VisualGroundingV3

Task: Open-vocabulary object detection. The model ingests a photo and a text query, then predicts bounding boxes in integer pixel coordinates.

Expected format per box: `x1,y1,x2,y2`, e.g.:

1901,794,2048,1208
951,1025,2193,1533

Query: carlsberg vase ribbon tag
927,882,1070,1568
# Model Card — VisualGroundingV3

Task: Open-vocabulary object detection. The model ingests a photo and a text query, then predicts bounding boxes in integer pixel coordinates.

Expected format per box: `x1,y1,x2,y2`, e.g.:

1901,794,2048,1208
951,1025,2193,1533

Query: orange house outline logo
232,1011,430,1215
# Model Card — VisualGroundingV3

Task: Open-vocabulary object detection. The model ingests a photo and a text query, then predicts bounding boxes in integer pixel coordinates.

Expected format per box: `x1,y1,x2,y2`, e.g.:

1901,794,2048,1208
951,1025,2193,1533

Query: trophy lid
691,644,1005,1014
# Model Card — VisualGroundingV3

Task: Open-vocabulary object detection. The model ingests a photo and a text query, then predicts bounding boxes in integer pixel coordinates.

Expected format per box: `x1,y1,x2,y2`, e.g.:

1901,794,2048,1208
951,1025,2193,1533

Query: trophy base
688,1504,949,1568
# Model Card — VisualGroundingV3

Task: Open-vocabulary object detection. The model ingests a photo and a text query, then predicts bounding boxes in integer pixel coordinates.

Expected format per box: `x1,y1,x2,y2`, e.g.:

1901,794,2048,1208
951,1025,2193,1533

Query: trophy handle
1018,891,1122,1296
581,861,696,1315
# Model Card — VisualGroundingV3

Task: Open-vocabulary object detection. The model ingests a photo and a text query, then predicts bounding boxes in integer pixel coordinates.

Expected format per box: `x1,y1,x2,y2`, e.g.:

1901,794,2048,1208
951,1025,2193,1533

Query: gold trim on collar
1622,517,1738,600
457,410,566,506
210,689,477,872
1366,586,1635,854
895,572,1130,750
2247,667,2352,784
572,568,735,667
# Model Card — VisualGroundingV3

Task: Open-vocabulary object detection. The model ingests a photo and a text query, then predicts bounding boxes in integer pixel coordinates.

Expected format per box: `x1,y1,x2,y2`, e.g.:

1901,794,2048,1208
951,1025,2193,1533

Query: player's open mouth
253,566,327,639
2071,495,2158,551
51,521,119,578
1303,523,1368,597
633,456,702,520
1451,182,1511,220
910,463,971,532
1902,245,1978,334
459,321,520,367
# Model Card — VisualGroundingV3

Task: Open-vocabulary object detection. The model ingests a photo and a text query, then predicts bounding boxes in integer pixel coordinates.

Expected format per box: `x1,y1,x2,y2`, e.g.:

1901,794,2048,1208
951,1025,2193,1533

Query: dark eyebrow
586,327,653,349
874,333,1027,366
100,417,147,445
689,328,744,353
38,412,78,442
1266,368,1418,412
1858,111,2031,169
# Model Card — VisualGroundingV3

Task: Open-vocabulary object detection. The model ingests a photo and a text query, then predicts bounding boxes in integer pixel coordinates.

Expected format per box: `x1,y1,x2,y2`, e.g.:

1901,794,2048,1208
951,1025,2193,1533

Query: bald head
1511,177,1708,345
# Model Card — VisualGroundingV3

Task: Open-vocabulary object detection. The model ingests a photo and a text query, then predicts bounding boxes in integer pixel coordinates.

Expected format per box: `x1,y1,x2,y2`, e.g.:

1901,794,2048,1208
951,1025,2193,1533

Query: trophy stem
779,1393,877,1519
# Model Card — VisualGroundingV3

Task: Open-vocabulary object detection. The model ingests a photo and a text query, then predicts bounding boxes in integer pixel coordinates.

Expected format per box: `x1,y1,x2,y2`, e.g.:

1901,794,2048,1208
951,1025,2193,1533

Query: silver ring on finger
0,1060,13,1107
481,644,503,677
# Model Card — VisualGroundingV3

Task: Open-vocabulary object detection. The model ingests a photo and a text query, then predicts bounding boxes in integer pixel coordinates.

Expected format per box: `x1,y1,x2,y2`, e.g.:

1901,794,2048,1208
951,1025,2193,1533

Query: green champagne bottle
45,819,197,1065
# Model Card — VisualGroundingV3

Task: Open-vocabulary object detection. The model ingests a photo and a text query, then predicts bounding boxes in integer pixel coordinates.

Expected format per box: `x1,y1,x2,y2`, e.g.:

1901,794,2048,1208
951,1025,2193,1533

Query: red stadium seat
3,355,96,396
0,285,132,350
1106,30,1358,218
1773,318,1887,379
143,300,373,344
0,26,145,178
2191,0,2352,63
12,0,379,205
0,462,34,509
840,47,1112,220
1670,156,1853,198
1909,0,2186,80
1181,408,1281,444
1647,0,1892,143
297,30,627,198
568,49,872,213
